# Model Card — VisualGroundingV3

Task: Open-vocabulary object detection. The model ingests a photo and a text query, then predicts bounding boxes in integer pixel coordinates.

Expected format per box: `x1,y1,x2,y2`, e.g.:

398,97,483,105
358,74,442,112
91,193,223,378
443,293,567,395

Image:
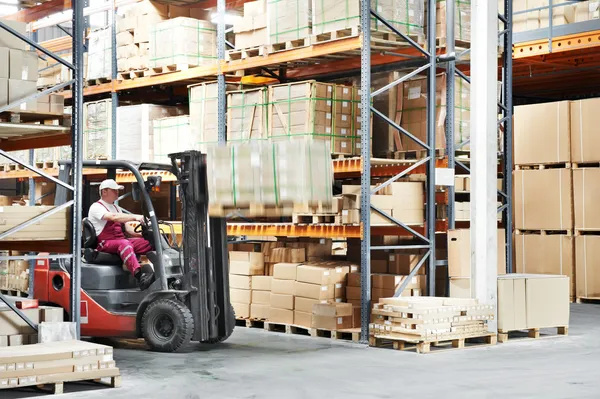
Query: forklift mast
169,151,234,343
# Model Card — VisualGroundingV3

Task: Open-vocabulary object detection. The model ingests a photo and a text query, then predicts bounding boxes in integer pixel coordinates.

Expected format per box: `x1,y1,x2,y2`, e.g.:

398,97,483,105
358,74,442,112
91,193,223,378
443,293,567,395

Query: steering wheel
134,217,149,234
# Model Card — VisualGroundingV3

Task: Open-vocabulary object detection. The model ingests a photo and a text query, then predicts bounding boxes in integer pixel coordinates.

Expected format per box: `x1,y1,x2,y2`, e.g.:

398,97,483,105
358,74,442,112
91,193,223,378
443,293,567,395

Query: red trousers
97,221,152,276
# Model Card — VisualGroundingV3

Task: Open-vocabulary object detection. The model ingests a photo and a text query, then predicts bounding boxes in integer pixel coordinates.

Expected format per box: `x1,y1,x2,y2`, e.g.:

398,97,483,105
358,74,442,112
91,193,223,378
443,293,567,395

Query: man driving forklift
87,179,156,290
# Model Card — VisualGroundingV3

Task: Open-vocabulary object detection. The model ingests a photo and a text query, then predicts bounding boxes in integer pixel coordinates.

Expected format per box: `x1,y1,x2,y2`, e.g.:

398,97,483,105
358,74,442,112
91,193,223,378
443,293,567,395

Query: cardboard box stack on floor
251,275,272,319
205,139,333,215
448,229,507,298
0,305,64,345
340,182,424,225
0,340,119,390
270,262,298,324
370,297,495,342
229,251,266,319
233,0,268,49
0,20,39,112
513,100,576,299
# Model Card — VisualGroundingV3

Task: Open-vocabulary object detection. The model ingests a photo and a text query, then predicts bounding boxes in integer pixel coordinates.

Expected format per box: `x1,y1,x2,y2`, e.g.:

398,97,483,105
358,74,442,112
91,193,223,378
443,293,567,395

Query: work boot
135,269,155,291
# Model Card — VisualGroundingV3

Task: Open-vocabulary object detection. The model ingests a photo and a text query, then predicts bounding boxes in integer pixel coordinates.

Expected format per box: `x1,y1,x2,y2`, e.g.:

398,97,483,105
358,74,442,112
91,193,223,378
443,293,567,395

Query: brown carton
229,274,252,290
346,286,361,300
270,293,294,310
296,265,334,285
497,276,527,332
295,281,337,300
576,235,600,298
268,307,294,324
295,297,329,313
573,168,600,229
229,251,265,275
571,96,600,163
271,279,295,295
515,233,575,297
232,302,250,318
514,169,573,230
250,304,270,319
230,288,251,304
347,272,361,287
251,276,272,291
312,302,352,317
448,229,507,277
352,306,361,328
272,263,301,280
371,274,422,291
371,259,388,274
312,315,352,330
294,310,312,327
514,101,570,165
251,290,271,305
449,277,470,298
388,252,425,275
371,288,397,302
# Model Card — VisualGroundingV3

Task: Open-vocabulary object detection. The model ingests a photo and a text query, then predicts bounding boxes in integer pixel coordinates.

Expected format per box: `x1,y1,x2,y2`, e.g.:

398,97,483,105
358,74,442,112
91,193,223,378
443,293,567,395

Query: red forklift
33,151,235,352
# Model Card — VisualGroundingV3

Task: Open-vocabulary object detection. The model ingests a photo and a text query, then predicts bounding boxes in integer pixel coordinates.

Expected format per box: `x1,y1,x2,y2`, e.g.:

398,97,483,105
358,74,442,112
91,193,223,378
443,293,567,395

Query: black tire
141,298,194,353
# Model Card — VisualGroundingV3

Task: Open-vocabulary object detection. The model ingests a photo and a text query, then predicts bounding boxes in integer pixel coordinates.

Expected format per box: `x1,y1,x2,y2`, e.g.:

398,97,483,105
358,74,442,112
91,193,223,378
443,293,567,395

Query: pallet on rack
1,163,27,172
393,148,470,160
151,64,195,75
209,202,320,218
515,229,573,237
117,68,156,80
226,45,269,61
369,332,497,354
0,288,28,297
0,369,121,394
497,326,568,343
268,37,312,53
235,317,266,328
86,77,111,85
0,109,68,125
514,162,571,170
292,213,341,225
35,160,59,170
436,37,470,49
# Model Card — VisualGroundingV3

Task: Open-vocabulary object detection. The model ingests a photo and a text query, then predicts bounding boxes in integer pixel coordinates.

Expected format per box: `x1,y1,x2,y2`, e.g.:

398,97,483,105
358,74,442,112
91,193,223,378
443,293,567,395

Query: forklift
33,151,235,352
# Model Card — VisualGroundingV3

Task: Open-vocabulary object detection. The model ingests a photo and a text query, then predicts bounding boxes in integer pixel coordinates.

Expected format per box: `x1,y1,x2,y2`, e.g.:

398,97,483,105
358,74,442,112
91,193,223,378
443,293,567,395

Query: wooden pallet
497,326,568,343
311,26,360,45
0,109,68,125
515,229,573,236
576,297,600,304
35,161,58,170
0,289,28,297
263,322,361,342
393,149,469,160
235,317,266,328
117,69,156,80
268,37,312,53
151,64,194,75
514,162,571,170
574,229,600,236
86,77,111,85
571,161,600,168
209,202,320,218
292,213,341,225
226,45,269,61
1,163,27,172
0,370,121,394
369,333,497,354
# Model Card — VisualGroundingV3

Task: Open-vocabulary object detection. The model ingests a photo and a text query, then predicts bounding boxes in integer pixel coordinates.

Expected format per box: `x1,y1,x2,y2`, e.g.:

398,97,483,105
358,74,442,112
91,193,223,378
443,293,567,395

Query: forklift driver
88,179,155,290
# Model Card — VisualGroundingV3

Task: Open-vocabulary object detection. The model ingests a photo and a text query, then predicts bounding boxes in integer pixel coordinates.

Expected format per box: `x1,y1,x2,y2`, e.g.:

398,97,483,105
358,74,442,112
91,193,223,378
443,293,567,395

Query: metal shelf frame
0,1,85,337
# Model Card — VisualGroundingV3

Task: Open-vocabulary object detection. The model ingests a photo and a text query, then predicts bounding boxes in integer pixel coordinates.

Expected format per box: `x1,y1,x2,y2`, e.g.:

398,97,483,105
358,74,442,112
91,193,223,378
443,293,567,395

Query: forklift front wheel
141,298,194,353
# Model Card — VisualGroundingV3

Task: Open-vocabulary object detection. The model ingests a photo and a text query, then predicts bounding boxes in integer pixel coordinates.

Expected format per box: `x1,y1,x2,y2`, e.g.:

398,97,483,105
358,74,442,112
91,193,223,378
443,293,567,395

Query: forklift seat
82,218,124,266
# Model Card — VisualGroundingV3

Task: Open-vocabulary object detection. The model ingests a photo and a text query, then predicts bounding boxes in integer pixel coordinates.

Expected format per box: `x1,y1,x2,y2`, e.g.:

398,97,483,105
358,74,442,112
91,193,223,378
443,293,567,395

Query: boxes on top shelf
266,0,311,44
436,0,471,44
0,19,27,50
87,27,112,81
150,18,217,69
234,0,268,49
83,99,113,160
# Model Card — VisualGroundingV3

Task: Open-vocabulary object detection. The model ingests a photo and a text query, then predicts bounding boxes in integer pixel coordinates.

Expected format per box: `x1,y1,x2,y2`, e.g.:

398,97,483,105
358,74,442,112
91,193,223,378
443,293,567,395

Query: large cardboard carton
273,263,301,280
269,307,294,324
448,229,507,277
271,278,295,295
227,88,268,142
296,265,334,285
388,252,425,275
294,281,340,300
514,101,570,165
346,286,360,300
229,274,252,290
0,19,27,50
251,304,269,319
150,18,216,68
232,302,250,318
251,276,272,291
267,0,311,44
251,290,271,305
294,310,312,327
449,277,470,298
230,288,251,304
514,169,573,230
270,293,294,310
515,233,575,297
229,251,265,276
371,274,423,291
9,50,38,82
573,168,600,229
346,272,360,287
312,302,352,317
575,235,600,298
312,315,352,330
8,79,37,111
571,98,600,163
295,297,329,313
498,274,569,332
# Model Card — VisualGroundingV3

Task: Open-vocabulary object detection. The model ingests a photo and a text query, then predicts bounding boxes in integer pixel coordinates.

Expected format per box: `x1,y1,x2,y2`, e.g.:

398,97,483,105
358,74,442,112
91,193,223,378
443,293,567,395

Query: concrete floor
5,303,600,399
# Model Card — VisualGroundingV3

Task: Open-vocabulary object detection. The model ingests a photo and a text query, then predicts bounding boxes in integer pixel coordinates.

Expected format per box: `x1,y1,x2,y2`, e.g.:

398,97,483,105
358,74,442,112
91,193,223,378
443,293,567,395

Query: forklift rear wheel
141,298,194,353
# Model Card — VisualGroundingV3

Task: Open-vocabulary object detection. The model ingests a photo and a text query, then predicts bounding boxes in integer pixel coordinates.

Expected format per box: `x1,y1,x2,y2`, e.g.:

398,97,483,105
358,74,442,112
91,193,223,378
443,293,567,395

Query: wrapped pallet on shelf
0,206,68,241
312,0,424,41
83,99,112,160
226,88,268,142
153,115,193,164
150,17,217,69
86,27,112,82
436,0,470,46
267,0,311,46
233,0,268,49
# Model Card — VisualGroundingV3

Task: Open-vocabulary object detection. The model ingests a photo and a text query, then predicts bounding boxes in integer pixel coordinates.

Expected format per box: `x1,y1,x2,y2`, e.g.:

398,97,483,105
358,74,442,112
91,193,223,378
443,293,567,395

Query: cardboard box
312,315,353,330
346,286,361,300
498,274,569,332
352,306,361,328
572,98,600,163
229,274,252,290
271,278,295,295
40,307,64,323
449,277,470,298
347,272,361,287
574,168,600,229
273,263,301,280
448,229,507,277
251,276,272,291
250,303,269,319
515,233,575,297
230,288,251,304
388,252,425,275
0,20,27,50
295,297,329,313
576,235,600,298
8,79,36,111
514,101,570,165
268,307,294,324
270,293,294,310
251,290,271,305
9,50,37,82
294,281,339,300
229,251,265,275
312,302,352,317
371,259,388,274
296,265,334,285
294,310,312,327
232,302,250,318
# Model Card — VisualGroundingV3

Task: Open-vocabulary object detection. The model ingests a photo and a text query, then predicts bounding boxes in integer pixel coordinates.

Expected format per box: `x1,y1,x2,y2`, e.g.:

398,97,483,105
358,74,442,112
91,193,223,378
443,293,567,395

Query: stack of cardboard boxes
270,263,298,324
0,305,64,346
436,0,471,45
233,0,268,49
0,260,29,293
511,0,595,33
0,19,40,112
229,251,266,319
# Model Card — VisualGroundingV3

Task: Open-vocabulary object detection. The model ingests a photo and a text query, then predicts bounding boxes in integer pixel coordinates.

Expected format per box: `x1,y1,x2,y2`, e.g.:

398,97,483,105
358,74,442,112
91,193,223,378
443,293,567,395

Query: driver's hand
134,214,145,223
